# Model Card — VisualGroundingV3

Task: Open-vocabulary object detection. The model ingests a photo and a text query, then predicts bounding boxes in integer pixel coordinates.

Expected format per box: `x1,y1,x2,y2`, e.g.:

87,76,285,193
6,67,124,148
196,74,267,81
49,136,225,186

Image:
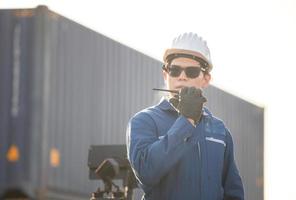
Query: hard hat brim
163,48,213,71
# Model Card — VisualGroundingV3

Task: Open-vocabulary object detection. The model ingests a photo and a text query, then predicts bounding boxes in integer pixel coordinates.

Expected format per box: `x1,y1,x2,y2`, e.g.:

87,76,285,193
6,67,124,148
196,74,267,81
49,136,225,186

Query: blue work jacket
126,98,244,200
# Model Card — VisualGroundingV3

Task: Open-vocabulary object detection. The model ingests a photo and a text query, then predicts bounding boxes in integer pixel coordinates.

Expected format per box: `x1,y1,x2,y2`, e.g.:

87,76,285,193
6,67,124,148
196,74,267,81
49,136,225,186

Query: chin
175,86,201,90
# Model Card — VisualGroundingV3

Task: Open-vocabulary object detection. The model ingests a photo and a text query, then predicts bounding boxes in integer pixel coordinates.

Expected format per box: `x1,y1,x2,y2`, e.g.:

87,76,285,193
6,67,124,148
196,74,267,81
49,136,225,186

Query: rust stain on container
13,9,34,17
50,148,60,167
7,144,20,162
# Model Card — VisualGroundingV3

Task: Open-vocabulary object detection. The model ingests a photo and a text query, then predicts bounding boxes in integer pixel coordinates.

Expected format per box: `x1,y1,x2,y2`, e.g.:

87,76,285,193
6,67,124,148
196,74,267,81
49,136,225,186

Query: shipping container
0,6,264,200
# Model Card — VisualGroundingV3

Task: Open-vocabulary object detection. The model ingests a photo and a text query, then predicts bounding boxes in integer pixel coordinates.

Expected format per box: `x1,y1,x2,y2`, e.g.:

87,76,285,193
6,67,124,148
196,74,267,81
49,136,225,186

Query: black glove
170,87,207,123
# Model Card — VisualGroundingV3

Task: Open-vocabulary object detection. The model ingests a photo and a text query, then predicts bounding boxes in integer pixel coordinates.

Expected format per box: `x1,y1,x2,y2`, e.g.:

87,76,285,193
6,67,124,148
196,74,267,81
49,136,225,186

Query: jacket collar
157,97,176,111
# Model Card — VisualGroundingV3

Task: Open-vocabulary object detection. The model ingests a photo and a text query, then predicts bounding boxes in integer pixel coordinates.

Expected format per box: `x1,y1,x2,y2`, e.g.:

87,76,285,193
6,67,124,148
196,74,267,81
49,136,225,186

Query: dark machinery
88,145,137,200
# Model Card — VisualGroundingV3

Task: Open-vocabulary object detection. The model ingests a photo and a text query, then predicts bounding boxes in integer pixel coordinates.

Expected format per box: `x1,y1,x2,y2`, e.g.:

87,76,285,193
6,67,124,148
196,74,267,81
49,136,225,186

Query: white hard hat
163,32,213,71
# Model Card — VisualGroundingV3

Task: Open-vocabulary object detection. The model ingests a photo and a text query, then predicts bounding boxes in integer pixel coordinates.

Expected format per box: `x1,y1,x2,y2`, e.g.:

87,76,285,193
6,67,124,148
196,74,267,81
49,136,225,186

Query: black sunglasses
163,65,206,78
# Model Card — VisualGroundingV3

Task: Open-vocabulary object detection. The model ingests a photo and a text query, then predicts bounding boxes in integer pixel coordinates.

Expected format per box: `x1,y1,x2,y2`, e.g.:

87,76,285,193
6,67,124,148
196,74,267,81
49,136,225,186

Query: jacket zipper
197,141,201,158
197,141,202,200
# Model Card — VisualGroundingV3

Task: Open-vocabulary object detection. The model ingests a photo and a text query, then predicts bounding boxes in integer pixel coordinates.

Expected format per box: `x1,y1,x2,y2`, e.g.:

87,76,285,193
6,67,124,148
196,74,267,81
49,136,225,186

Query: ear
202,73,211,88
162,69,168,83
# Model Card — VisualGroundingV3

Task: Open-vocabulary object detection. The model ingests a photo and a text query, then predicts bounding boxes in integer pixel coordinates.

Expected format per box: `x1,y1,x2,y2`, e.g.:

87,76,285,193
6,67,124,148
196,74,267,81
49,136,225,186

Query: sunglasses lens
168,66,182,77
185,67,201,78
167,65,201,78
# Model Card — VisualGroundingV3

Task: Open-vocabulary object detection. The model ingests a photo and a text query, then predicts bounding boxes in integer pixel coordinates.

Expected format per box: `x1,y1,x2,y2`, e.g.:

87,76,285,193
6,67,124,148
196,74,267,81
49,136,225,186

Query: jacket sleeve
126,112,195,186
223,129,245,200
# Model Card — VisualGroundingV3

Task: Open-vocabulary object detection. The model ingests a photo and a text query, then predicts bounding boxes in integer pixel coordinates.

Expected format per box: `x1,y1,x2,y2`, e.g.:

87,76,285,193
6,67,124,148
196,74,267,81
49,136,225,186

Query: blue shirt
126,98,244,200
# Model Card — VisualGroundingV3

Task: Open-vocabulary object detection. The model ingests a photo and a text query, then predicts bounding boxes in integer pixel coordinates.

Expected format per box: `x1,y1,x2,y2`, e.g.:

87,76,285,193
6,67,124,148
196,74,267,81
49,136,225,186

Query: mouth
174,86,185,91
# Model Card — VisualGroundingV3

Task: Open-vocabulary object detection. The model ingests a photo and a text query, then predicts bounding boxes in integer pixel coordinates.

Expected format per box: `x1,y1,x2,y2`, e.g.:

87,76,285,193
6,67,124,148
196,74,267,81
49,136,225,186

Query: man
126,33,244,200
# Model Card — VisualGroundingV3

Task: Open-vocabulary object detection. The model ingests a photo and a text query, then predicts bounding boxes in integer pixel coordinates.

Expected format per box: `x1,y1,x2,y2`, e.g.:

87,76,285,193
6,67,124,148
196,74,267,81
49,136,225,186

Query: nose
178,70,188,80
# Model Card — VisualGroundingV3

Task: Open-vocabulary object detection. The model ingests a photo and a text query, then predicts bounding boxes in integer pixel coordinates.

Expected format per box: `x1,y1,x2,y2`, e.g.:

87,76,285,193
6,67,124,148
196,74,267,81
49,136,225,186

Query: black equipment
88,145,137,200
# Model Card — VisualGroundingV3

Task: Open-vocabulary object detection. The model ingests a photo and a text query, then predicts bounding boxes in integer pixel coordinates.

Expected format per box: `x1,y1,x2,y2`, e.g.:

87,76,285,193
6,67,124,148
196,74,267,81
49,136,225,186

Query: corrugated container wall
0,6,263,200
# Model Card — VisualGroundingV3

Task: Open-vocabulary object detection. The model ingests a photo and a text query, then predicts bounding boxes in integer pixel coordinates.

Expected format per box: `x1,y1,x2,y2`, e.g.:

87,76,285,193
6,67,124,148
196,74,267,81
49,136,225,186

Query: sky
1,0,296,199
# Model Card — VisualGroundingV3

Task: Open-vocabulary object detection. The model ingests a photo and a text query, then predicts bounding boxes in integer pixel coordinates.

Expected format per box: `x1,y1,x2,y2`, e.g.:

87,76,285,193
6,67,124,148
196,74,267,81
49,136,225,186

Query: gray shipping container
0,6,264,200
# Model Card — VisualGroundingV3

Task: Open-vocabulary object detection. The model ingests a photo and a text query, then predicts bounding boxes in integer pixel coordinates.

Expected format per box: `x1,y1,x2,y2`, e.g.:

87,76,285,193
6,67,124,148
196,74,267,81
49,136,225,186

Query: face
163,57,211,96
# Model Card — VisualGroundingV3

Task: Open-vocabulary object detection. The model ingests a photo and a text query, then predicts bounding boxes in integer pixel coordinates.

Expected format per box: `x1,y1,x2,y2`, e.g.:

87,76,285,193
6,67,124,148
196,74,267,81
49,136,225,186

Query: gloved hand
169,87,207,123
